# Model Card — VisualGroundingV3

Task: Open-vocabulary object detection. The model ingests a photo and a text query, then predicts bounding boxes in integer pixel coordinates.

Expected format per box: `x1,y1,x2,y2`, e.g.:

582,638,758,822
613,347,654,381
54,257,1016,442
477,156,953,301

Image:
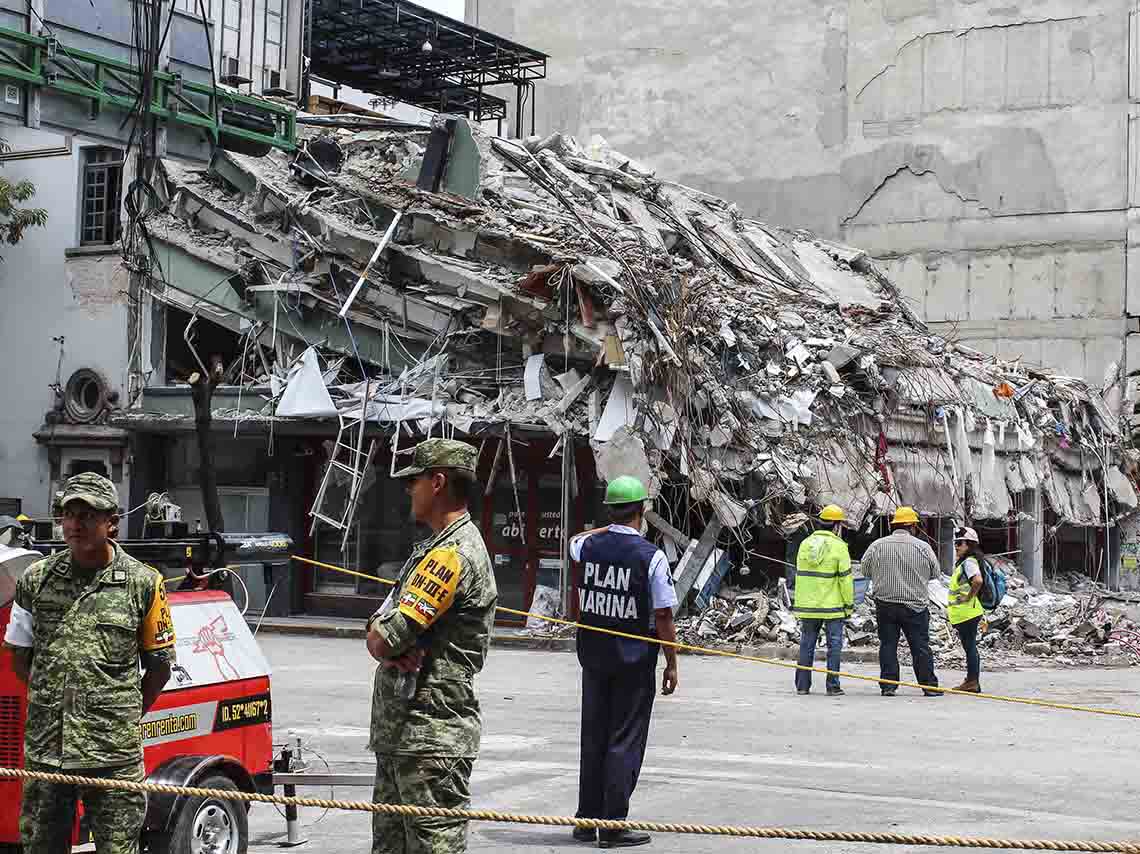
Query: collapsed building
112,113,1140,623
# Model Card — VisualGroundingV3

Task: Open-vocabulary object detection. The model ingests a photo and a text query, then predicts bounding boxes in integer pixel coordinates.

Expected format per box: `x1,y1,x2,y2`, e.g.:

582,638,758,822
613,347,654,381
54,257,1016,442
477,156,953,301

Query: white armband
4,602,34,648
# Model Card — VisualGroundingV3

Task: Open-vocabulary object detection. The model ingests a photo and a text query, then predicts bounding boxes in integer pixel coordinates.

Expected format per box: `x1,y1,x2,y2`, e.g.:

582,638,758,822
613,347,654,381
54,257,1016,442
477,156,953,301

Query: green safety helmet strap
603,476,649,505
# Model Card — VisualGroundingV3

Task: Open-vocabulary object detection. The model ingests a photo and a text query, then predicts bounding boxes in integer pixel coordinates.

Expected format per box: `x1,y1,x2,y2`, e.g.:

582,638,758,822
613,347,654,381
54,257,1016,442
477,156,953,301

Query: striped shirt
860,530,941,611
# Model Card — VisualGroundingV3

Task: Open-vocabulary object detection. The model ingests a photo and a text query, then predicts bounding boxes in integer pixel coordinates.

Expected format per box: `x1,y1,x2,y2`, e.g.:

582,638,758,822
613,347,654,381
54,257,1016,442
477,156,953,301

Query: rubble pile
129,114,1138,530
668,558,1140,667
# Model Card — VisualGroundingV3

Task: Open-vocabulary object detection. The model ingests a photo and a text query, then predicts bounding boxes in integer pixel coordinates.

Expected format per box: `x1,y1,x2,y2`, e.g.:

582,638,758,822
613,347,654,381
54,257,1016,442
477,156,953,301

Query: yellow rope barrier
1,767,1136,853
289,555,1140,721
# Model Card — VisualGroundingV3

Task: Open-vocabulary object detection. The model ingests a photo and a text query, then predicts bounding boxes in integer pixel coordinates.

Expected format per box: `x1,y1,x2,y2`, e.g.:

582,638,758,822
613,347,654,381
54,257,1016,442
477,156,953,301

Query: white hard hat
954,525,979,544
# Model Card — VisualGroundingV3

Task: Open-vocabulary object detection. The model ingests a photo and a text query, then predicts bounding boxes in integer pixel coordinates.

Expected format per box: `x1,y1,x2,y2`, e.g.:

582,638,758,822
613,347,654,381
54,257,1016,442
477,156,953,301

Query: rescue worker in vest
792,505,854,696
366,438,497,854
2,473,176,854
950,526,986,693
569,476,678,849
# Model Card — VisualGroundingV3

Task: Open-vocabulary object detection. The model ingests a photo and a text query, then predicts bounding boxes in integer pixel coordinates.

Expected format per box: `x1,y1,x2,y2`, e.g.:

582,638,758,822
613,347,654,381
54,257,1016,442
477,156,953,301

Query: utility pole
125,0,226,533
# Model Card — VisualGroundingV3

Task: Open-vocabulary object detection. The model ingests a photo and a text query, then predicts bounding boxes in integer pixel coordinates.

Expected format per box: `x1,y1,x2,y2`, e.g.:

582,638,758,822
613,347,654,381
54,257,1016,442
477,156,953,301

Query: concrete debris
137,115,1137,529
667,557,1139,668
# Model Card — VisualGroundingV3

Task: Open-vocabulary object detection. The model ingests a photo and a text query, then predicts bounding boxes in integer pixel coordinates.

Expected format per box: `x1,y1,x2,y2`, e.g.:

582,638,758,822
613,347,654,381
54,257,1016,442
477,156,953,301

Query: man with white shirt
569,476,678,849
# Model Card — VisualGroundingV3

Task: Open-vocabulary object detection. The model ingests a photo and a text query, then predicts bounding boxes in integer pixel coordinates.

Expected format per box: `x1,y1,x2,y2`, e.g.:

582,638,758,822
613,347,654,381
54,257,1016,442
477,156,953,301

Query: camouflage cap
393,438,478,479
57,472,119,512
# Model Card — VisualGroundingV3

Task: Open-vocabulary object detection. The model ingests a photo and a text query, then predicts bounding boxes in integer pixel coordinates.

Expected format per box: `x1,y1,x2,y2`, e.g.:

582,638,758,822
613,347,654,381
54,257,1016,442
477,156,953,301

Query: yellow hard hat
820,504,846,522
15,514,30,523
891,506,920,525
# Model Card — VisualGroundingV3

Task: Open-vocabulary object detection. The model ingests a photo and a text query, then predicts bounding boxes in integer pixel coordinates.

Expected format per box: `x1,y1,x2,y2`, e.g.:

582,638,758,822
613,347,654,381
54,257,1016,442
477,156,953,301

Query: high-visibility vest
793,530,854,620
948,558,985,625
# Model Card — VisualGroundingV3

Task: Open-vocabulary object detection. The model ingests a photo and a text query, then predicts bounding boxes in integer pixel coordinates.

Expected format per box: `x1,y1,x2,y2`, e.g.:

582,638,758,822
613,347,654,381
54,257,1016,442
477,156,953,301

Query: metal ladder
309,379,377,551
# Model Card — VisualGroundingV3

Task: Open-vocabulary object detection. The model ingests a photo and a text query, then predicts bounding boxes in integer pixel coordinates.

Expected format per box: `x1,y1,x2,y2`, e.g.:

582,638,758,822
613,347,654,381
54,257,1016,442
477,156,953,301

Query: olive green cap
603,475,648,505
57,472,119,512
393,438,479,479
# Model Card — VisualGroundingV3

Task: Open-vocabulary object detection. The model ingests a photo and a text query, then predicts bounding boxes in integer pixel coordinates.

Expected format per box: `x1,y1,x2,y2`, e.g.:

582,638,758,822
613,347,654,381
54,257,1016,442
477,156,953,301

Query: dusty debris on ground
658,559,1140,667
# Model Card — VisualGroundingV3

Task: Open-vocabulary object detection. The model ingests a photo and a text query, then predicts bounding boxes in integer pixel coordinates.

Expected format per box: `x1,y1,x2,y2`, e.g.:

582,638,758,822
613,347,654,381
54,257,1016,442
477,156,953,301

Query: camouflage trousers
372,754,474,854
21,760,145,854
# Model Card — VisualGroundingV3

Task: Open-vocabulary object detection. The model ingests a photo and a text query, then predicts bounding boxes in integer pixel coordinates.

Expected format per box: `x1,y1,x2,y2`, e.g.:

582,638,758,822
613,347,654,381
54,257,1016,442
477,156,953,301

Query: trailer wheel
153,774,247,854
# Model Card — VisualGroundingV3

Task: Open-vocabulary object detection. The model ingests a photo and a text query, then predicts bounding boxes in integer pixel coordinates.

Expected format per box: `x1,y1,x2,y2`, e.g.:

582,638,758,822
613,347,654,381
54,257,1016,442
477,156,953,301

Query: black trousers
576,661,657,821
875,600,938,691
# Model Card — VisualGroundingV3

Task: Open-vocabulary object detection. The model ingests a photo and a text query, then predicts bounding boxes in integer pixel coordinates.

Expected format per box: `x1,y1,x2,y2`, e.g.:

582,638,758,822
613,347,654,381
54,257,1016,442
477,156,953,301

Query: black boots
599,830,652,848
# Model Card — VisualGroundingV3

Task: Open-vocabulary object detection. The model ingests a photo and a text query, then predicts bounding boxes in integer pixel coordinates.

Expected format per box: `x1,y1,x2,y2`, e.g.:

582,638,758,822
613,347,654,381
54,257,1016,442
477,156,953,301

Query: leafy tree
0,137,47,254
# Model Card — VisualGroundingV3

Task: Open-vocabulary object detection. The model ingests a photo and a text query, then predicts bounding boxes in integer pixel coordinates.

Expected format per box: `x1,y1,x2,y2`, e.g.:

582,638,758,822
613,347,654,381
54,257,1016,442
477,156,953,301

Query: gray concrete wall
476,0,1139,386
0,126,131,516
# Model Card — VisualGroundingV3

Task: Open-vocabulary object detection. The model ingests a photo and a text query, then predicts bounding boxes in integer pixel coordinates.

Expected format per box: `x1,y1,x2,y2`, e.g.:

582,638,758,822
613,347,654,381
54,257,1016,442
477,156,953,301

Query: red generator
0,541,276,854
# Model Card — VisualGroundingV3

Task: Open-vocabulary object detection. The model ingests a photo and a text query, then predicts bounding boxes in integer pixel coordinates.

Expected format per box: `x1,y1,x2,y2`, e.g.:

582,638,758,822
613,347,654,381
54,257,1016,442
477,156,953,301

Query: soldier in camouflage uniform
3,473,176,854
366,439,497,854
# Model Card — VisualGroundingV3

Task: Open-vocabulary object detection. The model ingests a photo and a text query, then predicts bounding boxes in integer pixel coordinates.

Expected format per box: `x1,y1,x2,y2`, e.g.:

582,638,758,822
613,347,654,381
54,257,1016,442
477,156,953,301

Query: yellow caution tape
1,766,1136,852
289,554,1140,721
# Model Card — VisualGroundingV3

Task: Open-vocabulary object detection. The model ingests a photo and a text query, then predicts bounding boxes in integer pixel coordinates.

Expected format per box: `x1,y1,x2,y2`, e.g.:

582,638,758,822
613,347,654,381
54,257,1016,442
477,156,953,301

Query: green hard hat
603,476,648,505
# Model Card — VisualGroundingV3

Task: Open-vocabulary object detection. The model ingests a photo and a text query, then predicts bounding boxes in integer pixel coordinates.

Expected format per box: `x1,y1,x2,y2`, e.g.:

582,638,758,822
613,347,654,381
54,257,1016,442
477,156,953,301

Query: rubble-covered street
248,635,1140,854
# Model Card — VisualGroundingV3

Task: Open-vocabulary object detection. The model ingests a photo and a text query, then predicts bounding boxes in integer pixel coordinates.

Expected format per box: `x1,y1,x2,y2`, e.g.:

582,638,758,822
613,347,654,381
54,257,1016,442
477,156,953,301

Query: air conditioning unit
219,55,252,86
265,69,281,89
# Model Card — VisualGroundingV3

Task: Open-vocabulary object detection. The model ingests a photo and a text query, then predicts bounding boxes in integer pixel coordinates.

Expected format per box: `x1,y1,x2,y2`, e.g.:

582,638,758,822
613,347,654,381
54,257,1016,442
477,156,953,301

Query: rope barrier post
282,780,307,847
277,738,308,847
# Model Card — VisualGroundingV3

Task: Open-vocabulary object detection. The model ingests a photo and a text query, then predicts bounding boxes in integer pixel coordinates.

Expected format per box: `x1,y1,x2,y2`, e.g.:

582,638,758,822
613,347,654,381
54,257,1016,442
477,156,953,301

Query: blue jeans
954,615,982,682
796,618,844,692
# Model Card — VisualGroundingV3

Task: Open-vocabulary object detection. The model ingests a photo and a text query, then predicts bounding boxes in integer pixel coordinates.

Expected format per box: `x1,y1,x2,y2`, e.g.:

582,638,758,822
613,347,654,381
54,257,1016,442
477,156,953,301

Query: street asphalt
247,634,1140,853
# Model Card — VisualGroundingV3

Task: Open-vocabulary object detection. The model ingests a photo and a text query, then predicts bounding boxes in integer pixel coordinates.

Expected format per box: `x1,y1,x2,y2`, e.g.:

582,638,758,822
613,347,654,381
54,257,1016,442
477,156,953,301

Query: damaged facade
476,1,1140,431
107,112,1140,621
0,0,302,521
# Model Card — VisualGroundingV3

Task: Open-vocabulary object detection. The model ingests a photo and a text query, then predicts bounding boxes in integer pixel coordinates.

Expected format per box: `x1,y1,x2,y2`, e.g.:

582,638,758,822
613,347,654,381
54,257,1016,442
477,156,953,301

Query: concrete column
1107,525,1122,591
1019,489,1044,589
937,517,955,575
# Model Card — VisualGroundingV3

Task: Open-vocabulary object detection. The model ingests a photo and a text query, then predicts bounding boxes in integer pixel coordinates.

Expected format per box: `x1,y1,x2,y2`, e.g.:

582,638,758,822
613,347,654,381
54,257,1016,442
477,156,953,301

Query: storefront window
313,463,414,595
487,469,529,613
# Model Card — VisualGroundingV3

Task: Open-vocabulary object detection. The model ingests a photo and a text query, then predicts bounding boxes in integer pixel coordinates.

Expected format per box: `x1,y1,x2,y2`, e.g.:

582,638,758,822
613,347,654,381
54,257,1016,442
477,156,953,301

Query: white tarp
276,347,338,418
341,395,440,423
974,421,1012,519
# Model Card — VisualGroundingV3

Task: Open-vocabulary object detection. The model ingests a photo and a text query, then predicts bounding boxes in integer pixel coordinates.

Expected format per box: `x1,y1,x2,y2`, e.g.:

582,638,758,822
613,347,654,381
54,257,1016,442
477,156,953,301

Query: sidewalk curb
250,620,1132,670
250,620,878,661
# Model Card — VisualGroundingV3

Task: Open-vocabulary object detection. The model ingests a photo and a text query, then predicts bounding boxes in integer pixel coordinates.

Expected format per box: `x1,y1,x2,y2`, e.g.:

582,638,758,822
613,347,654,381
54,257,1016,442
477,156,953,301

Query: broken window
163,307,243,384
80,147,123,246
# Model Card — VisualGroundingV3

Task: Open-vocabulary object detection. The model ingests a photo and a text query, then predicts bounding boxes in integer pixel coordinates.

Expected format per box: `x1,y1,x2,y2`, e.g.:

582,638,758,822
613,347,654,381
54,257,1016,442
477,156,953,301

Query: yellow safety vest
947,559,985,625
793,530,853,620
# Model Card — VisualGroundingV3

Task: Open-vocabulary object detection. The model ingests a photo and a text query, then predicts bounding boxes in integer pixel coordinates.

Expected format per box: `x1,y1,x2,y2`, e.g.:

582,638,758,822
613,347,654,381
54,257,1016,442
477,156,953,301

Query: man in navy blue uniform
569,476,679,849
